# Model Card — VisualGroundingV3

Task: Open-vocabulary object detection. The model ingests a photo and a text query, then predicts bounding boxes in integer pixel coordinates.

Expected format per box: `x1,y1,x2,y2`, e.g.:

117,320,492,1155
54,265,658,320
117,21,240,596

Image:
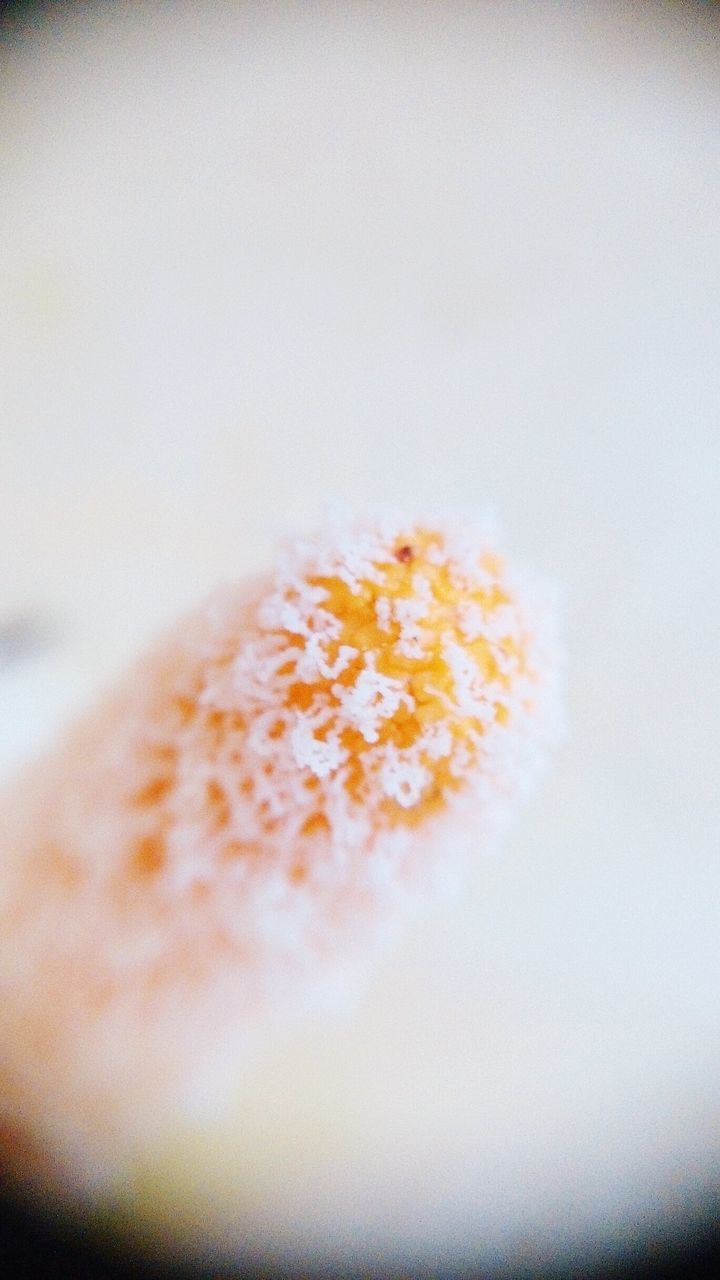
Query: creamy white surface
1,0,719,1268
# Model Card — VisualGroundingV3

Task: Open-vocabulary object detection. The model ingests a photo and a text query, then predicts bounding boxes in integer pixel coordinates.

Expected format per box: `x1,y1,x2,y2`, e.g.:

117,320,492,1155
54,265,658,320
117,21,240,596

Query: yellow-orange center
280,530,526,825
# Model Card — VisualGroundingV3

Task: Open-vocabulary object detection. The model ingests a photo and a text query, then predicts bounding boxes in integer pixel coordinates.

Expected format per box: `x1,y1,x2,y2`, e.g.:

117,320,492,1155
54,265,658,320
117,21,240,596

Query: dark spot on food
395,545,413,564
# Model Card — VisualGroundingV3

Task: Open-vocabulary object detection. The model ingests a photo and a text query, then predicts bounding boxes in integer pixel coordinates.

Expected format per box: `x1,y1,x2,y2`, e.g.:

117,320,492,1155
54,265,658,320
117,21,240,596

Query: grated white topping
124,511,564,902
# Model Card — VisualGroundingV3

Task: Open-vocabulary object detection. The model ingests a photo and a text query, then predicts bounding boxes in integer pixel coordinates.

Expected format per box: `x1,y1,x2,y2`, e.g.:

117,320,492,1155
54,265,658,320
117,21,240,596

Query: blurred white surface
1,0,719,1268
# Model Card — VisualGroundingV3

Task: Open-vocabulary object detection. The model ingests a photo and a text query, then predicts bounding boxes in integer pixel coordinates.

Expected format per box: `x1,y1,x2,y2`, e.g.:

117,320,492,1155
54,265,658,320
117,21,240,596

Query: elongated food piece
0,513,562,1187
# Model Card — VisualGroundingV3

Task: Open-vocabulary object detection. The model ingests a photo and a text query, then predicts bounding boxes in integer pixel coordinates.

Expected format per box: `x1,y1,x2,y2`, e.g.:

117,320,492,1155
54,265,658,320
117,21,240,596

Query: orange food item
0,514,561,1186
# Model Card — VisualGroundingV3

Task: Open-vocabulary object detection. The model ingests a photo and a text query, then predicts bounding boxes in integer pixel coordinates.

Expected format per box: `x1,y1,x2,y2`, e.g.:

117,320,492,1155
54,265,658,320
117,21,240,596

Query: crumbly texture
124,515,559,892
0,513,562,1178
